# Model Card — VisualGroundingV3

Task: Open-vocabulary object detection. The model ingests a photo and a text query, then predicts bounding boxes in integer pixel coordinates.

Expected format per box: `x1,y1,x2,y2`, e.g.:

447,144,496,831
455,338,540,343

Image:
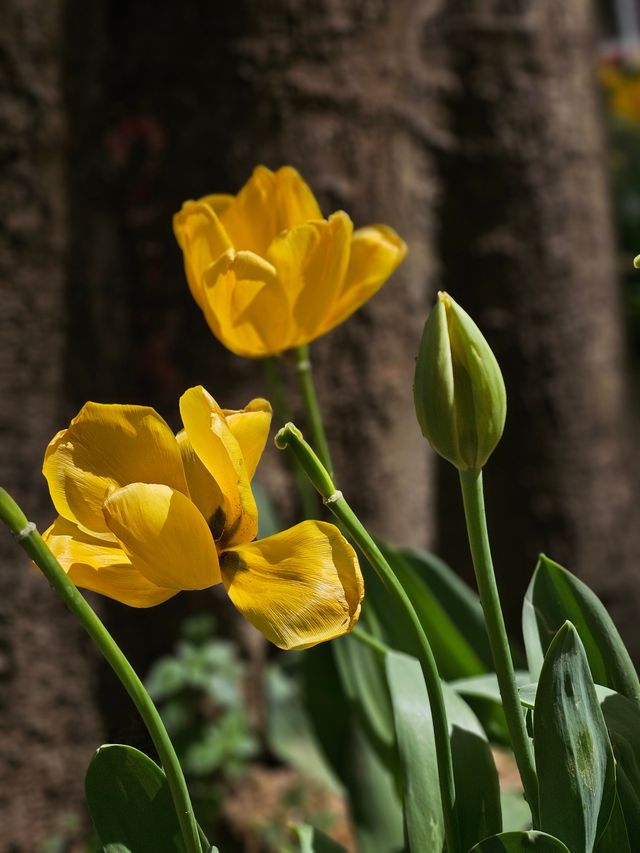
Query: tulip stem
292,345,334,477
275,423,460,853
0,487,203,853
263,356,319,518
458,469,539,826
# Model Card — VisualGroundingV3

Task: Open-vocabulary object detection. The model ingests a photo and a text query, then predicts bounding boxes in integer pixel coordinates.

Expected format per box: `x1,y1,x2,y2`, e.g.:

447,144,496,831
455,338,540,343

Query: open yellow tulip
41,386,363,650
173,165,407,357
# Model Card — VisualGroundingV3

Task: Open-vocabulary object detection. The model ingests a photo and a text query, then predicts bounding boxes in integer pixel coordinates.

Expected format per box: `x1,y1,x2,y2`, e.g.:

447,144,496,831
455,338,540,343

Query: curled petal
173,201,232,307
179,386,258,546
103,483,221,590
267,211,352,344
324,224,407,333
220,520,363,650
43,516,176,607
221,398,272,481
43,403,188,535
176,429,224,527
202,249,291,357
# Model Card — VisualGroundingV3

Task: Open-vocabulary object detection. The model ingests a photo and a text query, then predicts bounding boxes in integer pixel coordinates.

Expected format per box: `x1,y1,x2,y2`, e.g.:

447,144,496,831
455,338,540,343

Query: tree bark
0,2,104,848
435,0,640,651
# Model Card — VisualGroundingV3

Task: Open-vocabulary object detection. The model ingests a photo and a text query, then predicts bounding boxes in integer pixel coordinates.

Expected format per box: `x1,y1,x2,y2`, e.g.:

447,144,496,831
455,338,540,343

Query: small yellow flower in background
41,386,363,650
173,165,407,357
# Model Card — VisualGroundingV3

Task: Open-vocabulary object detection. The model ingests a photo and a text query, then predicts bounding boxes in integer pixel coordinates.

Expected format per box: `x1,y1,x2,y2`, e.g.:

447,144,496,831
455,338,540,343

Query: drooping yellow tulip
41,387,363,650
173,165,407,357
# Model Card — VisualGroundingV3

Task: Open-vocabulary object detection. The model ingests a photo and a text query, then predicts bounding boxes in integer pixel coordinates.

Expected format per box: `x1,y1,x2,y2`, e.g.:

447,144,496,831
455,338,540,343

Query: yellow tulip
173,165,407,356
41,386,363,650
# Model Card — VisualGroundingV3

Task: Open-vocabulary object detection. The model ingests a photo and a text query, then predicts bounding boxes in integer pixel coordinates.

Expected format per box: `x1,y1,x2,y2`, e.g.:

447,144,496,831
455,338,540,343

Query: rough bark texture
435,0,640,648
0,2,104,849
221,0,447,548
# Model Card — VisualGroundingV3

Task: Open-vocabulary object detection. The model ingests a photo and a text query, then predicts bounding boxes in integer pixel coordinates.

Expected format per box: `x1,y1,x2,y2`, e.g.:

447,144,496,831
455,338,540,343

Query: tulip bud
413,292,506,471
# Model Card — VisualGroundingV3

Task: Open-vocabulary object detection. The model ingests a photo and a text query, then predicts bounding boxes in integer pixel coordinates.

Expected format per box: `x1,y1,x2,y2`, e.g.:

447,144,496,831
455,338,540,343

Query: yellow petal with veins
43,516,177,607
222,398,272,481
201,249,291,357
179,386,258,546
220,520,363,650
323,224,407,333
43,403,188,536
173,201,232,308
267,211,352,344
103,483,221,590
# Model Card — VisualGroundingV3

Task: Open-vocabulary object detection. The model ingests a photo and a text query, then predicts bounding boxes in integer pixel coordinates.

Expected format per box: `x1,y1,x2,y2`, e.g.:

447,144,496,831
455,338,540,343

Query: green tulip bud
413,292,506,471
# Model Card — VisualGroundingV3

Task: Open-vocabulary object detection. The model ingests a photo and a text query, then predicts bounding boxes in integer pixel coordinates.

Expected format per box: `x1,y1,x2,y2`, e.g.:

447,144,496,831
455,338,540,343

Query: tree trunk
435,0,640,651
0,2,104,848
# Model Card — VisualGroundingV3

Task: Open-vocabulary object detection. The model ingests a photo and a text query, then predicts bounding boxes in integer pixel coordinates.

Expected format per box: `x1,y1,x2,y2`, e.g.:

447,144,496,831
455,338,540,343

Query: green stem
0,488,203,853
352,625,391,657
458,469,539,825
275,424,460,853
292,345,334,477
263,356,318,519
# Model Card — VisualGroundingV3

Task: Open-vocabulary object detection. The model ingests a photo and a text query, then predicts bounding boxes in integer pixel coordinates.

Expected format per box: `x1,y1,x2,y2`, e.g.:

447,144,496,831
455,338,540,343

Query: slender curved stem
459,469,539,825
275,424,460,853
263,356,318,519
292,345,334,477
0,488,203,853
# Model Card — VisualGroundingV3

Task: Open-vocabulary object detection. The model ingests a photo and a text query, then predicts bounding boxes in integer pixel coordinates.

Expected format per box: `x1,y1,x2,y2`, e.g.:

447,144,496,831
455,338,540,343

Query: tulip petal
218,166,322,257
221,398,272,481
43,403,188,535
43,516,177,607
103,483,221,590
179,386,258,546
267,211,352,343
173,201,233,308
325,224,407,332
201,249,291,357
176,429,224,528
220,520,363,650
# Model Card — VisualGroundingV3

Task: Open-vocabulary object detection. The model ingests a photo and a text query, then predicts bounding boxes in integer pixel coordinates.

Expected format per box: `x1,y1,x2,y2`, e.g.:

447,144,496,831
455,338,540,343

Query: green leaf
595,794,632,853
534,623,616,852
444,682,502,850
85,744,187,853
293,823,347,852
523,555,640,704
365,542,492,680
333,633,395,756
468,830,570,852
500,790,532,833
385,651,444,853
104,846,133,853
451,671,531,705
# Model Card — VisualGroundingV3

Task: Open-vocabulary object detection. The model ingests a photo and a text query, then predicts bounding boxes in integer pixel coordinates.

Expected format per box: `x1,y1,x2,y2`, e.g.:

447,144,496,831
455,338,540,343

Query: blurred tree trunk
435,0,640,652
0,2,104,849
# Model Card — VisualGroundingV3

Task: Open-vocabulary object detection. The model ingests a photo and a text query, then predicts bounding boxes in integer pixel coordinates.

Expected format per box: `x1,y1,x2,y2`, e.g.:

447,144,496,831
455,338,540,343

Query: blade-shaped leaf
444,683,502,851
385,651,444,853
293,823,347,852
595,794,632,853
85,744,188,853
523,555,640,704
364,542,491,680
469,830,570,851
535,622,616,852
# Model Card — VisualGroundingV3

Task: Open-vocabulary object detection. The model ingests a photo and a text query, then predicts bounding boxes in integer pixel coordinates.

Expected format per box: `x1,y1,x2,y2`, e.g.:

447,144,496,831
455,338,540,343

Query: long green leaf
444,683,502,850
364,542,491,680
595,794,632,853
385,651,444,853
85,744,188,853
523,555,640,703
468,830,570,851
535,623,616,852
